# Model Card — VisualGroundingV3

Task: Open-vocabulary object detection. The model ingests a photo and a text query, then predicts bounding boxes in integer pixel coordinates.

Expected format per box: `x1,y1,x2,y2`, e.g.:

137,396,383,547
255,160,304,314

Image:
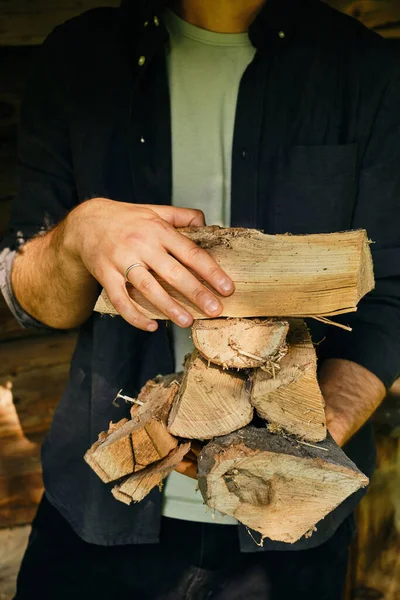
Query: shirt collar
119,0,306,66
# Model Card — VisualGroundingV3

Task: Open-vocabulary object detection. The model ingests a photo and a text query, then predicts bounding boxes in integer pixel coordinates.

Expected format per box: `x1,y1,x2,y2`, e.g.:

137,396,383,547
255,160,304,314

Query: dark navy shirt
1,0,400,551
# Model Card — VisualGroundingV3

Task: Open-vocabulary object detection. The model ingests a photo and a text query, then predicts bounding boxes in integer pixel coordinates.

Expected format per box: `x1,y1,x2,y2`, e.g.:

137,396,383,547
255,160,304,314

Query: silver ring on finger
125,262,149,282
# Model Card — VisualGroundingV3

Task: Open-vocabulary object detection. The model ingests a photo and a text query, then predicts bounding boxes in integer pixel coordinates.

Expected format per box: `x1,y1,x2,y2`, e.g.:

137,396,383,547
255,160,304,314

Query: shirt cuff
0,246,53,332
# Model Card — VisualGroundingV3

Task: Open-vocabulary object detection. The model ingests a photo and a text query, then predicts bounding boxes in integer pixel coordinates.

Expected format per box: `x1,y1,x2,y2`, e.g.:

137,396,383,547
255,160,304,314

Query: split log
192,318,289,369
198,426,368,544
84,375,181,483
167,350,253,440
85,418,178,483
112,442,191,505
130,373,182,422
84,418,133,483
250,319,327,442
95,227,374,320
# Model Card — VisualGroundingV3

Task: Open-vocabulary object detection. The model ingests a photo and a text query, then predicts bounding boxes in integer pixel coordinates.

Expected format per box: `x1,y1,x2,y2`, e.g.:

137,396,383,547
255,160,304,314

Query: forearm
319,358,386,446
11,213,98,329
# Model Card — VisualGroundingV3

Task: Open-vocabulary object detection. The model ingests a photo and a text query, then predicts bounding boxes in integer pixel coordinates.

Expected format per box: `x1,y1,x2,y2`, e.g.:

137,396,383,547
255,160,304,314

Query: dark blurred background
0,1,399,598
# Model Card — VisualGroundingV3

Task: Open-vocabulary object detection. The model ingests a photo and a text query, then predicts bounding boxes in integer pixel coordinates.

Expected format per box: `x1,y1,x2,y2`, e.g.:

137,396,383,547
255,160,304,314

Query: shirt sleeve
0,26,78,330
319,67,400,390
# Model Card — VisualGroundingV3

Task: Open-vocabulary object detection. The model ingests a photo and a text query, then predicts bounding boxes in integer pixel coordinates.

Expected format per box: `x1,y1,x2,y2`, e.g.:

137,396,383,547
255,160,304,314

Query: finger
102,272,158,332
174,459,197,479
164,229,234,297
147,205,206,228
149,253,223,317
126,266,193,327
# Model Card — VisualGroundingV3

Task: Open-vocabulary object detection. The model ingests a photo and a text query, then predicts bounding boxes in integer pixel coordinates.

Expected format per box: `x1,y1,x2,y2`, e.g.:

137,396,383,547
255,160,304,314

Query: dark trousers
15,495,351,600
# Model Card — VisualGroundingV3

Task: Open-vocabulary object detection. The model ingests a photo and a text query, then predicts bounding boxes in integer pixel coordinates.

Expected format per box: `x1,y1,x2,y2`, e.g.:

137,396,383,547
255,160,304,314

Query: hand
64,199,234,332
318,358,386,446
174,441,204,479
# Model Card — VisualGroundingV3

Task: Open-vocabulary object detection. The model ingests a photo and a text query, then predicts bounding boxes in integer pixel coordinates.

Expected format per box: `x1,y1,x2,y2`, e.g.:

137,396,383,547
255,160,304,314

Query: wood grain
250,319,327,442
112,442,191,505
198,427,368,544
95,228,374,320
85,374,181,483
192,318,289,369
167,350,253,440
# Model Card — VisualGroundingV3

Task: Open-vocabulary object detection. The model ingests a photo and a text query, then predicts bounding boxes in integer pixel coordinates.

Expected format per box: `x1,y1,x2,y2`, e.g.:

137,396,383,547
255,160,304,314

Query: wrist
60,203,86,261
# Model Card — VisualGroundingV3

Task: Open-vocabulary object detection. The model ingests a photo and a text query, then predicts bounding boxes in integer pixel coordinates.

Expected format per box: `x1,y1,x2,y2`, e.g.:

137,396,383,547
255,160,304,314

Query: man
1,0,399,598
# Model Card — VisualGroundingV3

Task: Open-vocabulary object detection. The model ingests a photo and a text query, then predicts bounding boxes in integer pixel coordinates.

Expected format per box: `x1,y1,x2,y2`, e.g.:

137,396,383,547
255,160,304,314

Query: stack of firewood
85,227,373,544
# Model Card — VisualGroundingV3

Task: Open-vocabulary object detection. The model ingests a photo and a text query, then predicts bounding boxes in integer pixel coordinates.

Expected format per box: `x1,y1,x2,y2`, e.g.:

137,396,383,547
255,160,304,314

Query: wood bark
112,442,191,505
84,374,181,483
95,227,374,320
167,350,253,440
250,319,327,442
198,426,368,544
192,318,289,369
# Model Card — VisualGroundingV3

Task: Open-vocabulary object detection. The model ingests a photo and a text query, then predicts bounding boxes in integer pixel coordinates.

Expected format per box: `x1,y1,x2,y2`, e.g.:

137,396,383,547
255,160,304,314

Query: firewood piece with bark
130,373,182,422
250,319,327,442
84,375,181,482
112,442,191,505
84,418,133,483
94,227,374,320
197,426,368,544
167,350,253,440
192,318,289,369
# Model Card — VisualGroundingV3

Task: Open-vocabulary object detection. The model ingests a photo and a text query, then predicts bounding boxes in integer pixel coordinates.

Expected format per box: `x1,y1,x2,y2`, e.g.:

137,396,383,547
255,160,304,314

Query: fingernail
147,322,158,332
205,298,221,314
219,278,234,293
177,313,192,327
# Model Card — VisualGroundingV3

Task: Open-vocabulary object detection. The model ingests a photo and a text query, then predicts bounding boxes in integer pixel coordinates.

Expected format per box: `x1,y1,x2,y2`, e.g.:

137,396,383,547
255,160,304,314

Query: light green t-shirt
162,9,256,524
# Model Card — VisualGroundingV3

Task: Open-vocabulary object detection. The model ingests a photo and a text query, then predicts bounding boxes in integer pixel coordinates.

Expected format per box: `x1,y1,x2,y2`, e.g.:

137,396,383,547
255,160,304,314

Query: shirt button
242,149,247,159
154,15,159,26
138,55,146,66
144,21,148,27
278,31,286,39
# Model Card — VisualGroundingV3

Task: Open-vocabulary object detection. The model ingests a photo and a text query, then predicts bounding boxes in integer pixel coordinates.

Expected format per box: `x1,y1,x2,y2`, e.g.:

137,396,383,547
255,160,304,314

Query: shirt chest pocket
269,143,358,234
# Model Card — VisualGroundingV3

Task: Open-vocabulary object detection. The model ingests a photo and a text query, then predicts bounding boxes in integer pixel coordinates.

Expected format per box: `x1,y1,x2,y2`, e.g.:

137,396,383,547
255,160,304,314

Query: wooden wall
0,1,399,598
